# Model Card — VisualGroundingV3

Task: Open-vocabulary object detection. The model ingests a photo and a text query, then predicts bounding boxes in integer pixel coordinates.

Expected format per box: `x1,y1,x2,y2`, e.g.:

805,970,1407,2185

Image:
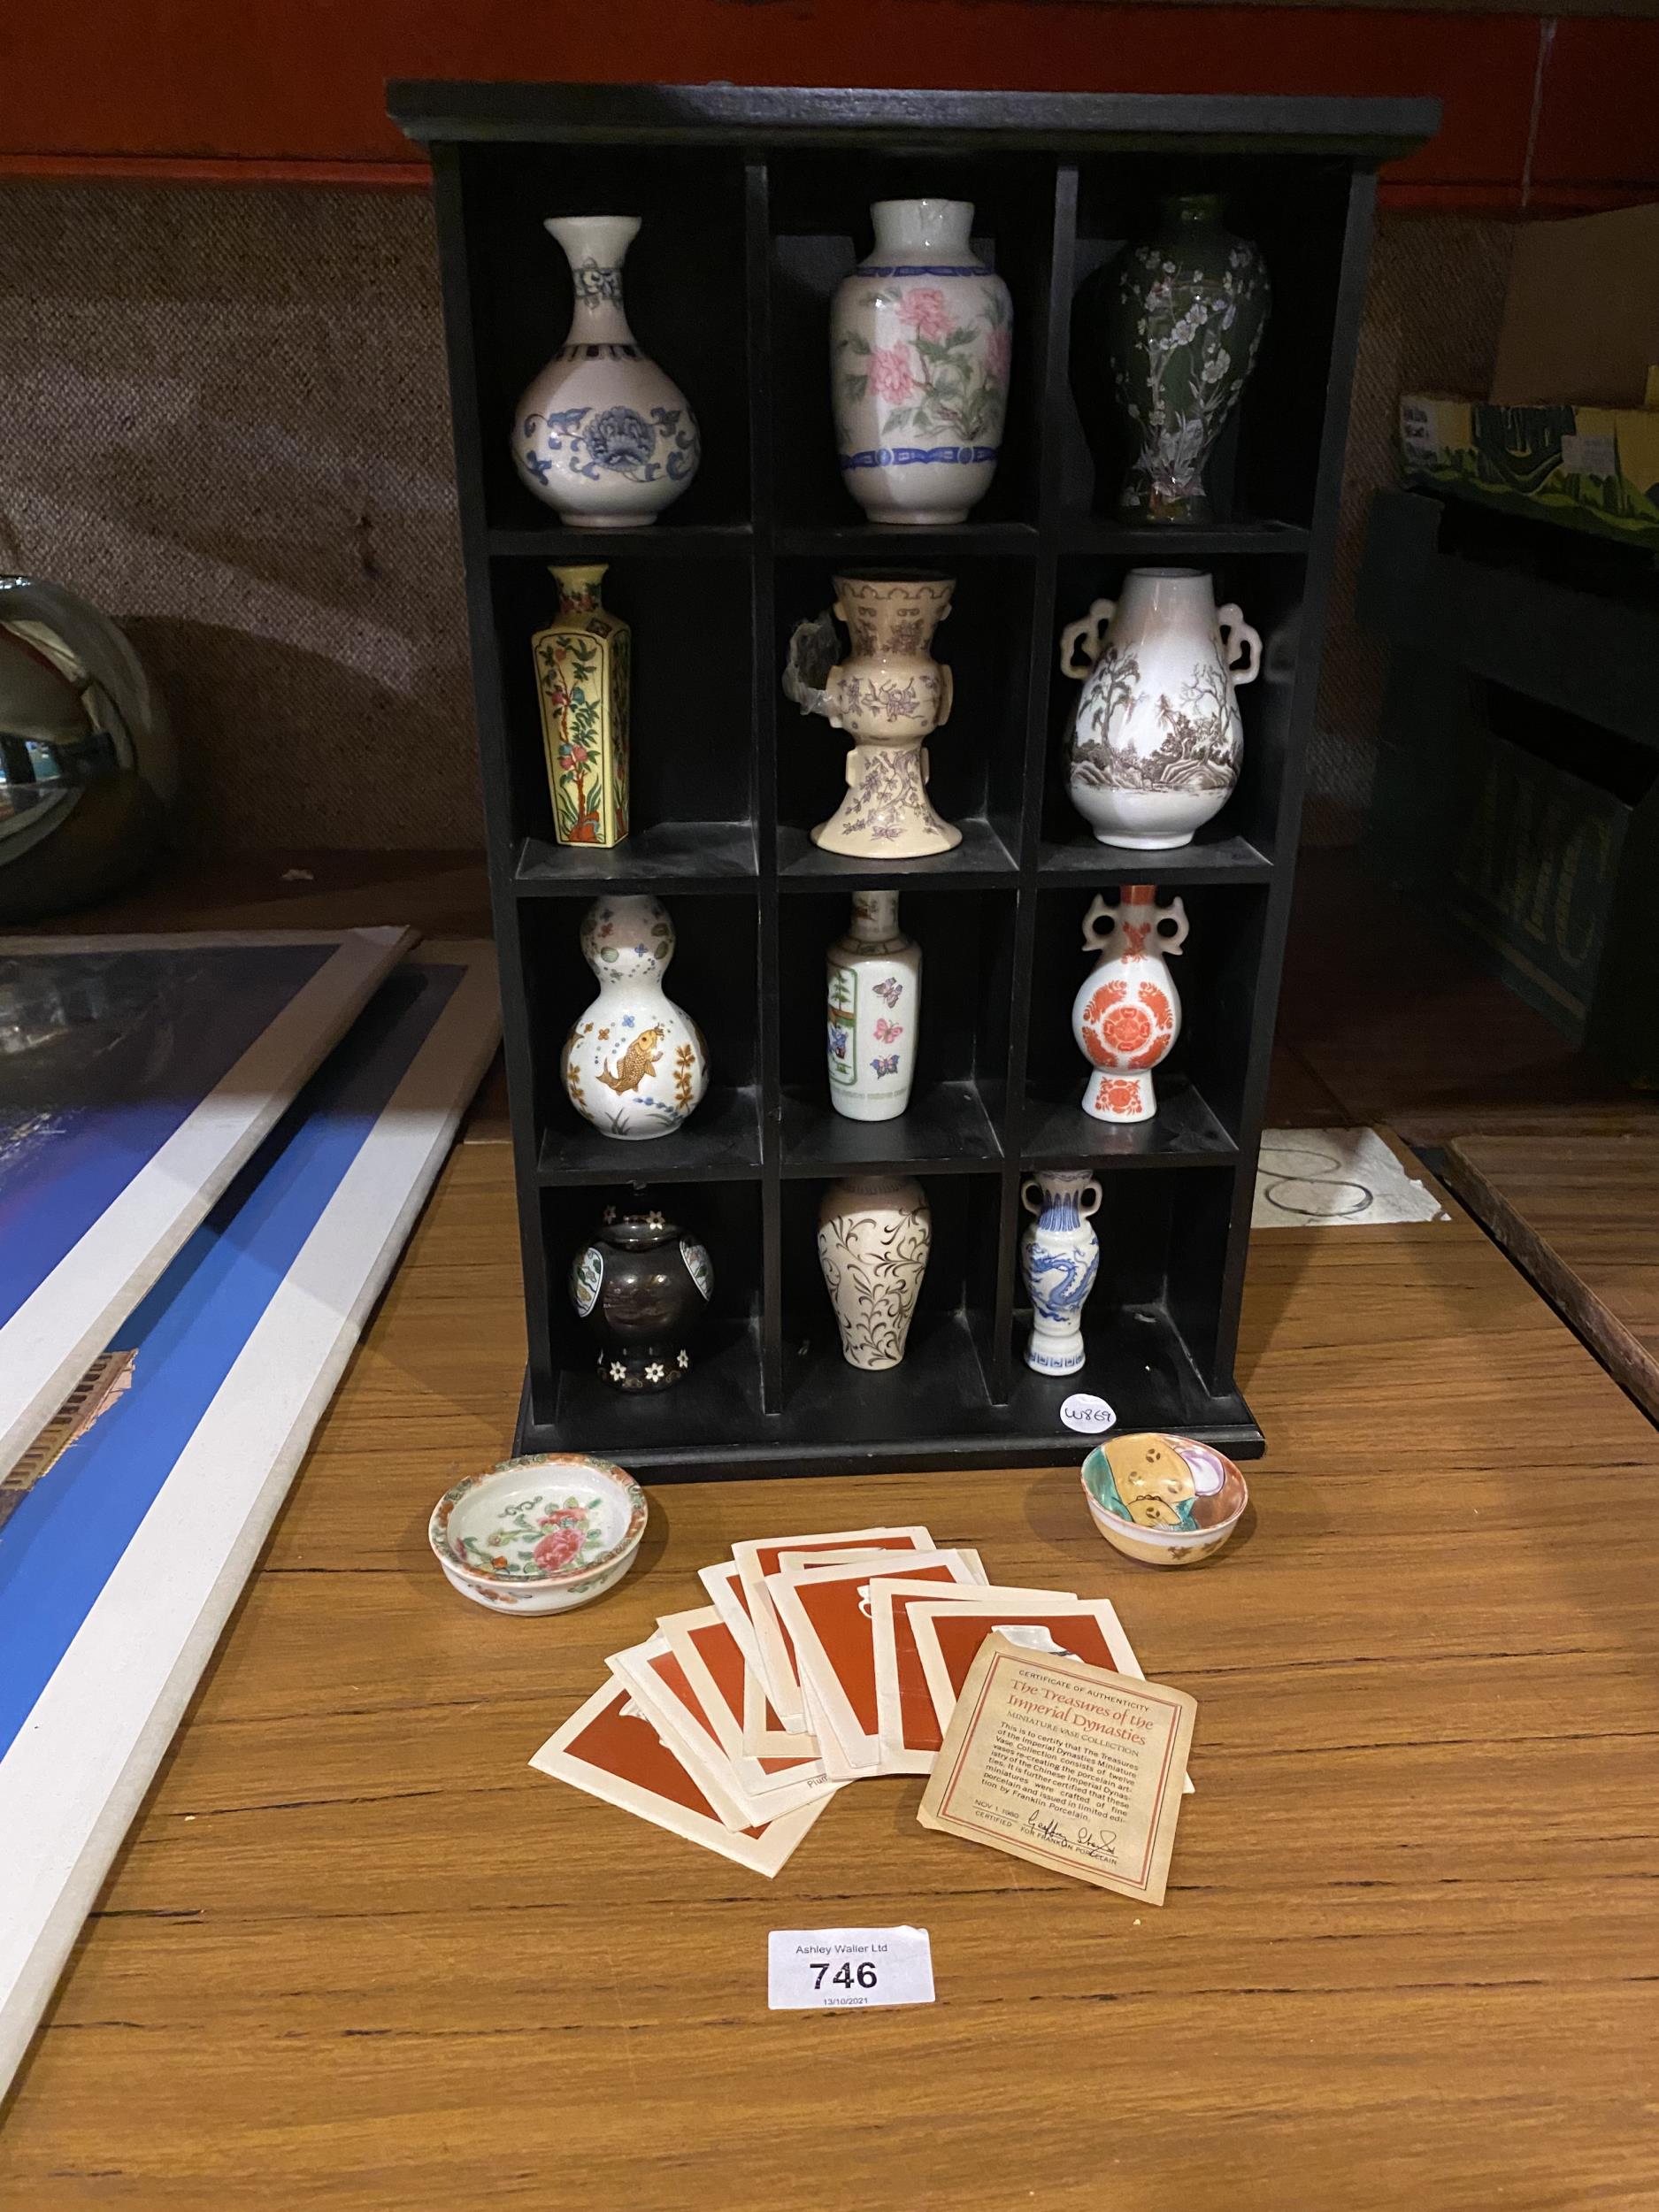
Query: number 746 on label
810,1959,878,1991
767,1927,935,2011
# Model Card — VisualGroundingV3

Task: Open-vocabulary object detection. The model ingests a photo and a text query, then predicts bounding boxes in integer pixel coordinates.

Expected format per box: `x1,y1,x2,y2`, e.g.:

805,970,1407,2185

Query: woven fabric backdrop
0,182,1512,853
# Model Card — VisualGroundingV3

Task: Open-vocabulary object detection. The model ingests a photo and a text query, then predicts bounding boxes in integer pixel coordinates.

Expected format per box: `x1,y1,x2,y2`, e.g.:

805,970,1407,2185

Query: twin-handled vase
1071,885,1188,1125
1061,568,1260,851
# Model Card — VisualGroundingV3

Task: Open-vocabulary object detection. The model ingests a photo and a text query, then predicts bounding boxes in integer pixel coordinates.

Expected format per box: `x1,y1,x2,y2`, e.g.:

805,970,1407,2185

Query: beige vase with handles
1060,567,1260,849
788,572,960,857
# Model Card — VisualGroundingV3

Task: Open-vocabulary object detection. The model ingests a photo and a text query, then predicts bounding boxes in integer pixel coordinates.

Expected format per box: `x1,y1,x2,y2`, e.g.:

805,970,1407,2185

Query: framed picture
0,926,414,1482
0,942,497,2093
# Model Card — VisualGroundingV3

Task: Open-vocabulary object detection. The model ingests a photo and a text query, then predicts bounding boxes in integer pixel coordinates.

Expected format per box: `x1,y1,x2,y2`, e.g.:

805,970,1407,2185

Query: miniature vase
533,564,630,847
1070,886,1187,1124
1020,1169,1103,1376
1102,193,1269,525
512,215,700,526
562,895,708,1140
571,1202,712,1391
826,890,921,1122
783,572,959,857
831,198,1013,526
817,1174,931,1371
1060,569,1260,849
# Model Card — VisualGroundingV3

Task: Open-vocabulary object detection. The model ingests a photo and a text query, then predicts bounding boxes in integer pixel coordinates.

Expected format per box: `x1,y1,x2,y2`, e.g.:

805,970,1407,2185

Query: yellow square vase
533,563,631,847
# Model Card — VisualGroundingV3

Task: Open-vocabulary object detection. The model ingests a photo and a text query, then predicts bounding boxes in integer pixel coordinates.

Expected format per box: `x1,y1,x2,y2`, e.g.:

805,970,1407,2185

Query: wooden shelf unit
393,80,1436,1477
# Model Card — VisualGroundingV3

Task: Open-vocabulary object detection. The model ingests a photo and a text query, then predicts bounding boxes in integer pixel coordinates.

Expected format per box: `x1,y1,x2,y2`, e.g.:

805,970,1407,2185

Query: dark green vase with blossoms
1102,194,1269,524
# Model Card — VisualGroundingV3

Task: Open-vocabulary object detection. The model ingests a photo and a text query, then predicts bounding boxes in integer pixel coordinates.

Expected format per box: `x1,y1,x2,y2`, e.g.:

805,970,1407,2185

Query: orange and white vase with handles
1070,885,1187,1124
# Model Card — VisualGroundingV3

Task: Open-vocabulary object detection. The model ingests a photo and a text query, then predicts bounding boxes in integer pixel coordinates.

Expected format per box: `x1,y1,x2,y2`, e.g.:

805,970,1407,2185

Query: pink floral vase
831,198,1012,526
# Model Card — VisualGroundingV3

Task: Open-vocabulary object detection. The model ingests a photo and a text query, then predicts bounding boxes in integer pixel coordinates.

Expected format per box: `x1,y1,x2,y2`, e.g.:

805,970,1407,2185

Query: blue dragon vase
1020,1169,1102,1376
513,214,700,526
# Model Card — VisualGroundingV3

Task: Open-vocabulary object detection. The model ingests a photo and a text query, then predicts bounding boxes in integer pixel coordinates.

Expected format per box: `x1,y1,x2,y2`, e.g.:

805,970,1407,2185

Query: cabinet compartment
1022,882,1268,1162
494,553,759,879
779,1172,1003,1429
457,142,752,534
518,892,762,1181
536,1178,766,1451
778,887,1015,1174
1061,154,1351,533
1007,1166,1240,1423
1041,549,1306,871
772,553,1031,879
766,150,1056,531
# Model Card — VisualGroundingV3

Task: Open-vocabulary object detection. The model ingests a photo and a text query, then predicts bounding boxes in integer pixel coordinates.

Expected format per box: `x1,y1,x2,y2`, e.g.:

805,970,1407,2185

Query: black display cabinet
391,82,1436,1476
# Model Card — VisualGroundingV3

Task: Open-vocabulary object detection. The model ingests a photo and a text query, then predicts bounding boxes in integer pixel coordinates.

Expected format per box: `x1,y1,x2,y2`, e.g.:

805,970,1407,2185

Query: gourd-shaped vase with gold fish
562,895,709,1140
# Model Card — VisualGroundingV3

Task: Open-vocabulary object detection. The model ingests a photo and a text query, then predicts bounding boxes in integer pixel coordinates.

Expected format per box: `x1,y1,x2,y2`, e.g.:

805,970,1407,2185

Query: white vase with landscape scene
831,199,1012,525
1059,569,1260,849
512,215,700,526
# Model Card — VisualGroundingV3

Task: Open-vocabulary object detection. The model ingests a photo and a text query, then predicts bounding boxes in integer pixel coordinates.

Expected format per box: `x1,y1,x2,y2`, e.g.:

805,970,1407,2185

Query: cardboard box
1400,392,1659,549
1491,203,1659,410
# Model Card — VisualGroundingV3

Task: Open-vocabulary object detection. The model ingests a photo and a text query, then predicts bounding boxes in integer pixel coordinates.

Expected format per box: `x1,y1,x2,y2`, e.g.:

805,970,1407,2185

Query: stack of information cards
531,1523,1195,1899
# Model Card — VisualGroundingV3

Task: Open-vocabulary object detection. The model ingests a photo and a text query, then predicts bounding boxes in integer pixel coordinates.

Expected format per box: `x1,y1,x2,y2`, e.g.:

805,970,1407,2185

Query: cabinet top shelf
389,81,1440,162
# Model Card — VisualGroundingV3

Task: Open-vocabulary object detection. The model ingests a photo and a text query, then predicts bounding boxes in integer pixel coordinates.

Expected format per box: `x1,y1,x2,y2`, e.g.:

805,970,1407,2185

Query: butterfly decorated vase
1060,569,1260,850
817,1175,931,1371
563,895,709,1140
571,1205,712,1392
533,564,630,847
784,572,959,857
832,197,1012,526
1071,886,1187,1125
826,890,921,1122
1020,1170,1102,1377
1102,193,1269,525
512,214,700,527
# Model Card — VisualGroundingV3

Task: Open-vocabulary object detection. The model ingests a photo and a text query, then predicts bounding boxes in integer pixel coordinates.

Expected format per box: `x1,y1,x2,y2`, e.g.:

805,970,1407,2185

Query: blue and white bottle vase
513,214,700,527
831,198,1012,526
1020,1170,1103,1376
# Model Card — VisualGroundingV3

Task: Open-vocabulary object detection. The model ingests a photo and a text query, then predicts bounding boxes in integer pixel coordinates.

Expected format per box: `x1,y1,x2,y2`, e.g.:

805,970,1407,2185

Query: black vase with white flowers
571,1202,713,1393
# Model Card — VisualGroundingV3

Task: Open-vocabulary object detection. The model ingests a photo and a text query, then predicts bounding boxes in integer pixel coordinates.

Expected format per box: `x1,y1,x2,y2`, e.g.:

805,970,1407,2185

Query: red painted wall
0,3,1655,210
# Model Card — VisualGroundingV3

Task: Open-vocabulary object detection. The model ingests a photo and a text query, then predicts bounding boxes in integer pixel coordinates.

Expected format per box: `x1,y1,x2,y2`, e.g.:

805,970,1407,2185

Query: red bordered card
530,1676,828,1876
766,1551,986,1773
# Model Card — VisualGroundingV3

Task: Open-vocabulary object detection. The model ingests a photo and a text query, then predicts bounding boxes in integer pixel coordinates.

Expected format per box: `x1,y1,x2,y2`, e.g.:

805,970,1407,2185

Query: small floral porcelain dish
429,1453,647,1614
1081,1432,1248,1568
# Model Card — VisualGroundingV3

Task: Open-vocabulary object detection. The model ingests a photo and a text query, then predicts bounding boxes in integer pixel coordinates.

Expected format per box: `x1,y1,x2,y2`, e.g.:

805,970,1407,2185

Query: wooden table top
4,1142,1656,2211
1445,1126,1659,1425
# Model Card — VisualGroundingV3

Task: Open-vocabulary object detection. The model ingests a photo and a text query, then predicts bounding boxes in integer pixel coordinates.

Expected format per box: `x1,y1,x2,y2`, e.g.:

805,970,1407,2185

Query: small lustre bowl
1080,1432,1248,1568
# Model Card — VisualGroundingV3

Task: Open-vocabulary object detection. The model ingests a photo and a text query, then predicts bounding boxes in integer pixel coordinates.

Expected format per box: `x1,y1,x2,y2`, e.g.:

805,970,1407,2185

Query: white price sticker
768,1925,935,2011
1060,1392,1117,1436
